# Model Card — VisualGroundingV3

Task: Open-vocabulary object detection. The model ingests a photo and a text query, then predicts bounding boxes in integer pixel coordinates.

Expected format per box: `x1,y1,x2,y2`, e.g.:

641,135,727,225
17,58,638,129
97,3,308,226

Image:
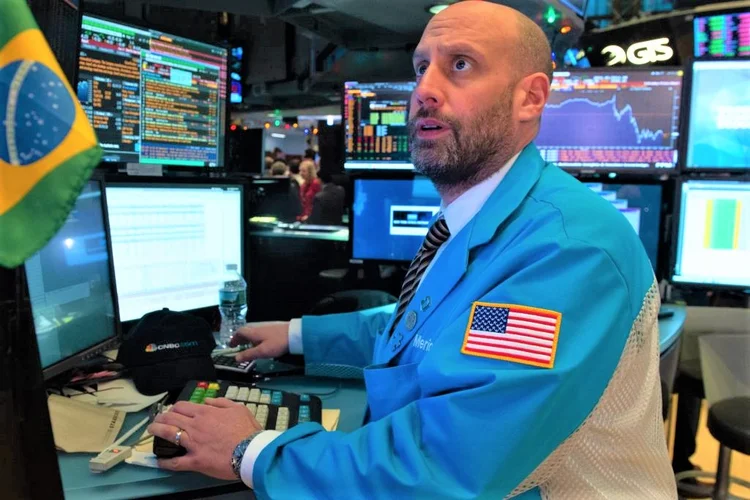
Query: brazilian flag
0,0,101,268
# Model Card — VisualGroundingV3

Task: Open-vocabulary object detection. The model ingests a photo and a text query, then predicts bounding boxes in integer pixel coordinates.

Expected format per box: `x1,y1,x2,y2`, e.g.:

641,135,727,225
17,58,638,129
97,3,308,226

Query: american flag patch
461,303,562,368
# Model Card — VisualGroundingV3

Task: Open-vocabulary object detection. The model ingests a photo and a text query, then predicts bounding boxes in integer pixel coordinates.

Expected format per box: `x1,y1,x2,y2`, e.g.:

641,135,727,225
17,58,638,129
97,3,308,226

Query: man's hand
230,321,290,362
148,398,261,480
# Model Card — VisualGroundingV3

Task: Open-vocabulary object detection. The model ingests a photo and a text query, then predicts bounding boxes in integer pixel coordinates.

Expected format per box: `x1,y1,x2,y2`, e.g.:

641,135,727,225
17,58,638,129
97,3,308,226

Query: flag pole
0,266,65,499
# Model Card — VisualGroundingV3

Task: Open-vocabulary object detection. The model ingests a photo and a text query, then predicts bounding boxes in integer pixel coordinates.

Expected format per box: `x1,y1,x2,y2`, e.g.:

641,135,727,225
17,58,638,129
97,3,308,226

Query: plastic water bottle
218,264,247,347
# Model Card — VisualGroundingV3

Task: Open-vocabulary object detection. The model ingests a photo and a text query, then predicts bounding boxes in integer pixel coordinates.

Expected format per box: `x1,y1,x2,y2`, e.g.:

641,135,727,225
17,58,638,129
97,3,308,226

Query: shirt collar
441,151,521,238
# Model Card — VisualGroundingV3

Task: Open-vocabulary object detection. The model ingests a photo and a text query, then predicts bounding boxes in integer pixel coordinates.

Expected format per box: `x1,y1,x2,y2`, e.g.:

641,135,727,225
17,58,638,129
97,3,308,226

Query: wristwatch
231,430,264,479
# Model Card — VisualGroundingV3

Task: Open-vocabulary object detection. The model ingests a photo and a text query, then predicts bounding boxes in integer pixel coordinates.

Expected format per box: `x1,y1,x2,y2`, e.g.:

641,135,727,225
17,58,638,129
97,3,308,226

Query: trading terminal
1,0,749,499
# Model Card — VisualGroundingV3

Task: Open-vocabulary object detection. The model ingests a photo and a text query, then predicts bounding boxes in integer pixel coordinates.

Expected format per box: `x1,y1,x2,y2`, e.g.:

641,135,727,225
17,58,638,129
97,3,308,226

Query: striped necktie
390,216,451,336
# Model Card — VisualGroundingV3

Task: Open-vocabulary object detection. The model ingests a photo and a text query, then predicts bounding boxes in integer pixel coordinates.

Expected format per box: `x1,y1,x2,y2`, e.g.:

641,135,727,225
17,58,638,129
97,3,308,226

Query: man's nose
413,66,445,111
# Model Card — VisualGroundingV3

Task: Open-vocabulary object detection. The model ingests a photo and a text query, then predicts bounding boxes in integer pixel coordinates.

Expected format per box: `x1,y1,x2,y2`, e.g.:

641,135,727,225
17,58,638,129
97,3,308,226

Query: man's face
408,13,517,187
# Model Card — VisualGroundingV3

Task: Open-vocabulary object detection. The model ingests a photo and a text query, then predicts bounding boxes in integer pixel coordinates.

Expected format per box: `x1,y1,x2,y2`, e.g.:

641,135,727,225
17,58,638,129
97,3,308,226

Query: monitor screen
694,11,750,59
24,180,119,372
583,182,663,272
105,182,243,322
536,69,683,171
344,81,415,171
673,180,750,288
352,178,441,261
78,15,228,167
686,60,750,170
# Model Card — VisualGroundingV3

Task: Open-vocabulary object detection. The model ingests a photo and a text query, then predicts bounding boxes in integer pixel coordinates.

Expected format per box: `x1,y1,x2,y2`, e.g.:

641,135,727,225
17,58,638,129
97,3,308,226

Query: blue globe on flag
0,60,76,166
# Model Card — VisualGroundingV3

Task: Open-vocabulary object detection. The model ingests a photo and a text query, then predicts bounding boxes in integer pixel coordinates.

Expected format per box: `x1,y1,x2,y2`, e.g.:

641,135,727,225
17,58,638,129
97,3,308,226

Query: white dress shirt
240,152,520,489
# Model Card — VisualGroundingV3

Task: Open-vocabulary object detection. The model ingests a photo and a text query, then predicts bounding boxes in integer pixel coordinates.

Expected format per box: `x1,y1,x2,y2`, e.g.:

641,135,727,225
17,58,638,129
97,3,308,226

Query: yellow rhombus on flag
0,0,102,268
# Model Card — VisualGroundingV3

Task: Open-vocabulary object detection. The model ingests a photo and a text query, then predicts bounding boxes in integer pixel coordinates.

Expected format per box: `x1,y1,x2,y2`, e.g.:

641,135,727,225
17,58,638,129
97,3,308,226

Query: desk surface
59,306,686,499
58,377,366,500
659,304,687,353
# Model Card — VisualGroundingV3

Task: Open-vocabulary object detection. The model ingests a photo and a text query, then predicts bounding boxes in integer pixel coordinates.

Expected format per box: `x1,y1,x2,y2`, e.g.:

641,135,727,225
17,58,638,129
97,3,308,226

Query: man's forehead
415,12,511,57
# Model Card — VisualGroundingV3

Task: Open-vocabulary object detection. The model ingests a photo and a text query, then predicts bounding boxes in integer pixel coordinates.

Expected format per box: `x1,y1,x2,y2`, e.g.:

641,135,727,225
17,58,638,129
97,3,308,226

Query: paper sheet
95,379,167,413
48,394,125,453
322,409,340,431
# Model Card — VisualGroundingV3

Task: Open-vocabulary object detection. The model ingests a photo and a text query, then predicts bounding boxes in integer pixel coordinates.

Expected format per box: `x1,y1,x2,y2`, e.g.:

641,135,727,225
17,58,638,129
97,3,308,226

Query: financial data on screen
584,183,662,272
344,81,415,170
352,178,441,261
105,184,242,321
686,60,750,170
536,69,683,171
673,180,750,288
694,11,750,58
78,15,227,166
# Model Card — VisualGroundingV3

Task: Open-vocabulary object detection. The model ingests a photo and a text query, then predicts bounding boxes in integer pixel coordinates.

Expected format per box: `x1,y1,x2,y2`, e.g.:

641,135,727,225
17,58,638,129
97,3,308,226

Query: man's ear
517,73,550,123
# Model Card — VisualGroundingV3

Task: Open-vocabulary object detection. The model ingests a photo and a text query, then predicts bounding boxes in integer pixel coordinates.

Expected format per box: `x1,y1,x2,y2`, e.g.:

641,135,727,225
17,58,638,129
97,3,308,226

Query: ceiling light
427,4,450,15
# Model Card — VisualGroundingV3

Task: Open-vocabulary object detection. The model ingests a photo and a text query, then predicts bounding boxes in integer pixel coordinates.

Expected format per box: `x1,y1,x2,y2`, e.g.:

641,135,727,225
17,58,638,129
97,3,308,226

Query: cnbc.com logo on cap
145,341,199,353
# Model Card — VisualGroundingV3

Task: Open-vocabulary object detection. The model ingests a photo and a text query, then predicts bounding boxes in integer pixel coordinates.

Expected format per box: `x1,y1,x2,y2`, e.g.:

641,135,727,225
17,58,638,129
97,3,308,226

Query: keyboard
153,380,322,458
212,353,255,374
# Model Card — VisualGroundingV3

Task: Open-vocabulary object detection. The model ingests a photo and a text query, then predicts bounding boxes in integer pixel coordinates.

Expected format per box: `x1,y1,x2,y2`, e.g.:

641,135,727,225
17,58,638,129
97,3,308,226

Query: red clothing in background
299,178,322,219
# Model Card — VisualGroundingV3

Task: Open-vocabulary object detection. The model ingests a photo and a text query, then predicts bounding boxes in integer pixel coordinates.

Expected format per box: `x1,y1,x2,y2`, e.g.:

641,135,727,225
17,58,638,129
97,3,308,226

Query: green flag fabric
0,0,102,268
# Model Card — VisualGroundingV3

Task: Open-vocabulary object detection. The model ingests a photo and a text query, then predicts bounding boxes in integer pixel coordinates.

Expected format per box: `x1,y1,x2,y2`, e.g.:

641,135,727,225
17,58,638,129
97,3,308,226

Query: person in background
272,147,285,161
263,155,274,175
297,159,321,221
288,158,304,188
307,171,345,225
270,161,288,177
303,148,316,160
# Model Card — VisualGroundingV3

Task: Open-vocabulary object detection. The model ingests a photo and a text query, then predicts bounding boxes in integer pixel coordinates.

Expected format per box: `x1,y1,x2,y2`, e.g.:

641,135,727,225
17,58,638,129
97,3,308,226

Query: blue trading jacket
252,144,676,499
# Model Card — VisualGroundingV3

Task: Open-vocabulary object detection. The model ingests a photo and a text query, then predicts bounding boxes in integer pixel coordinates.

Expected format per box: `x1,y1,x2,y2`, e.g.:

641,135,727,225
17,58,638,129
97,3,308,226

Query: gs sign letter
601,38,674,66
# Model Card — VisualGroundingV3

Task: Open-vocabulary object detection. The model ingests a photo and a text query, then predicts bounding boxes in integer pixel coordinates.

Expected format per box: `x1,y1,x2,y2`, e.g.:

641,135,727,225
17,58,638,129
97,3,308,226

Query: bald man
150,3,676,498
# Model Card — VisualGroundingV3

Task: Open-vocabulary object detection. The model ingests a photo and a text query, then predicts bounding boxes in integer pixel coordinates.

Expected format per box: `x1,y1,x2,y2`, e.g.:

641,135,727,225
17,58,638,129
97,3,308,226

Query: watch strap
232,430,264,479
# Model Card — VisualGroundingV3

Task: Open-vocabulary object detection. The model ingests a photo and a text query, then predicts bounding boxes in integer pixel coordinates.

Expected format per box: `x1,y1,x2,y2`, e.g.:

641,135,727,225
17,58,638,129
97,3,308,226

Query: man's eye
416,63,428,76
454,58,470,71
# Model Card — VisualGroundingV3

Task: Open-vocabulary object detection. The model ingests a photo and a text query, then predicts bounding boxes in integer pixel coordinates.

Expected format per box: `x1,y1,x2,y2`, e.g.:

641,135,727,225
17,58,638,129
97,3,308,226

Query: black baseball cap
117,309,217,395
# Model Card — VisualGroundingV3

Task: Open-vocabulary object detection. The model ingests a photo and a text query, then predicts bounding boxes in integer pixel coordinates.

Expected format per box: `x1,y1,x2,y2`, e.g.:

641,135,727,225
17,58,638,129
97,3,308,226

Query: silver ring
175,429,183,446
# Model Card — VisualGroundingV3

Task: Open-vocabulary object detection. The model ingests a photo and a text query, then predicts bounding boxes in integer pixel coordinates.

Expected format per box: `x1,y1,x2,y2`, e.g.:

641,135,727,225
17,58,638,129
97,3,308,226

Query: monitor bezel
341,80,417,172
669,174,750,291
571,172,675,282
542,66,687,175
78,13,231,172
32,174,124,380
102,175,248,328
681,57,750,173
348,171,440,265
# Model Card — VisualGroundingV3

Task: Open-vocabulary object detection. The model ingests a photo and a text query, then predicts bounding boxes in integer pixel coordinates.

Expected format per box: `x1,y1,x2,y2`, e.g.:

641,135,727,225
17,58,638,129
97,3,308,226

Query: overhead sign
601,37,675,66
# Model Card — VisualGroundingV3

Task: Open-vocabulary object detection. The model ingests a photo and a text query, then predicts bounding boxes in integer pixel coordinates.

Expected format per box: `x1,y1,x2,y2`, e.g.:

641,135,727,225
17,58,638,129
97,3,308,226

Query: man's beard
408,97,515,190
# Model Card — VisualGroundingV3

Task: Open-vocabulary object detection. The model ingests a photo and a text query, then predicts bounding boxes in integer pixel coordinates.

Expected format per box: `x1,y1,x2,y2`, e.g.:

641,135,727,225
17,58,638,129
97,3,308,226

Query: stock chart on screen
673,180,750,288
536,69,683,171
687,60,750,170
77,15,227,167
694,11,750,58
344,81,415,170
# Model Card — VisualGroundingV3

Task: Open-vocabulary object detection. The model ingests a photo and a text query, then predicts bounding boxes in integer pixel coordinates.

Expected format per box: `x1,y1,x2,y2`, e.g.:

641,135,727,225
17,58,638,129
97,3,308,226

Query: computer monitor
536,68,684,172
351,177,441,262
24,179,121,379
672,179,750,289
694,10,750,59
77,15,228,167
583,182,663,274
343,81,416,171
685,60,750,171
105,181,243,322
